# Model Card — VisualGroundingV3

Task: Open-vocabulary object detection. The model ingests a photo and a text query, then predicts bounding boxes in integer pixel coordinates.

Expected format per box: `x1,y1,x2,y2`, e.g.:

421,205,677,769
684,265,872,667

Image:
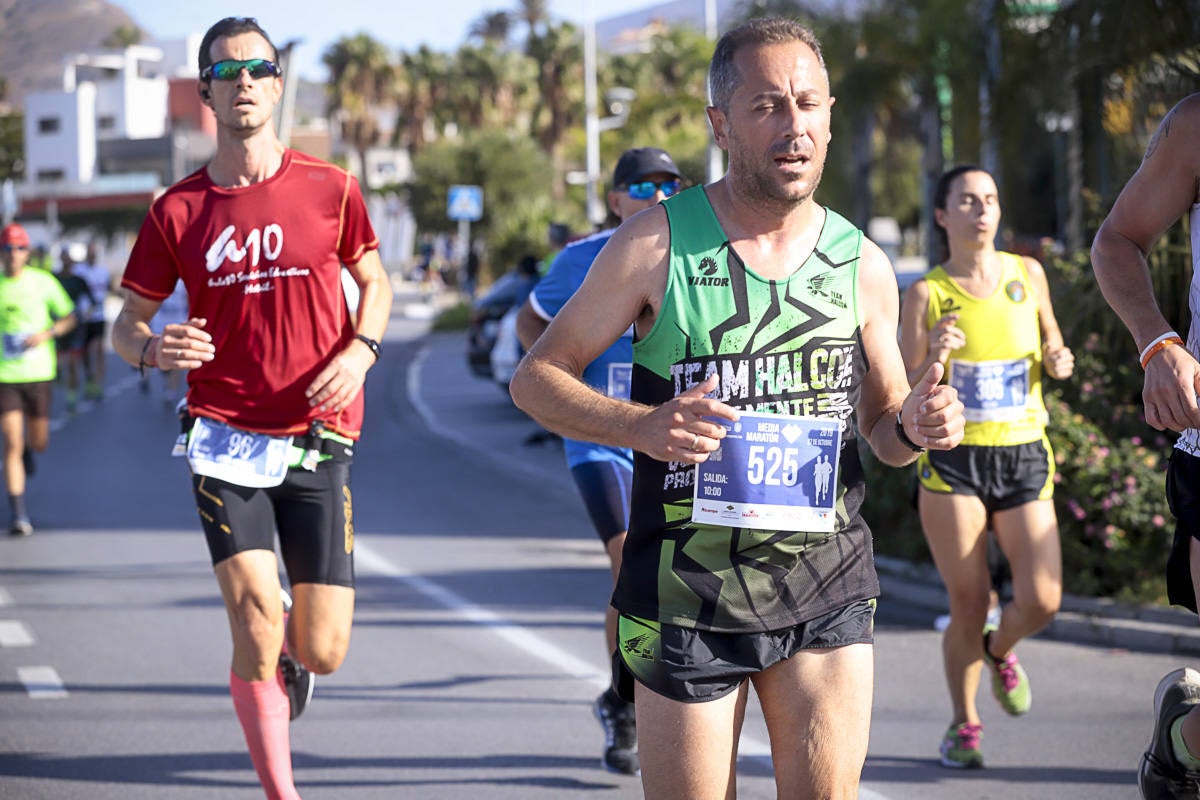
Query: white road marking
0,619,34,647
0,586,13,607
354,543,772,764
18,666,68,699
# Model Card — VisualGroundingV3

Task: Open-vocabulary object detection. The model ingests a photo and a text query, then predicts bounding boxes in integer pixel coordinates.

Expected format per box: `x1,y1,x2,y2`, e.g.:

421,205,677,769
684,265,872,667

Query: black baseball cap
612,147,683,188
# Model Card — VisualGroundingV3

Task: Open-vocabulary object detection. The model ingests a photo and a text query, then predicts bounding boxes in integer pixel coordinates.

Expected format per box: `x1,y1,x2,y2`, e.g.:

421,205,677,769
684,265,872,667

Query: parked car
466,261,539,382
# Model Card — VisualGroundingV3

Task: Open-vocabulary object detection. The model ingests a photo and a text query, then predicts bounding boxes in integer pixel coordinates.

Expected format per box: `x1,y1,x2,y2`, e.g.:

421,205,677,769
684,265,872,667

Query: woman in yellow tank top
898,165,1075,770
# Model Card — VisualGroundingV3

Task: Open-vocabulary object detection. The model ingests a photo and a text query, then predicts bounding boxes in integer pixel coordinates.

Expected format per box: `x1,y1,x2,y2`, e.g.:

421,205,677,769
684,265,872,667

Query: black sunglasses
201,58,281,82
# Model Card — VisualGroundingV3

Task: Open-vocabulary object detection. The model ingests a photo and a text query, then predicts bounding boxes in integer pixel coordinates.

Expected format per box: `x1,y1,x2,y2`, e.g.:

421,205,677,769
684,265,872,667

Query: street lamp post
583,2,634,227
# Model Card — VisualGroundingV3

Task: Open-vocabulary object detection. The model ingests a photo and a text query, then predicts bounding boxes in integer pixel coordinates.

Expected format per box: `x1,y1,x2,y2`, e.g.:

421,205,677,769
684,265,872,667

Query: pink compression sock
230,670,301,800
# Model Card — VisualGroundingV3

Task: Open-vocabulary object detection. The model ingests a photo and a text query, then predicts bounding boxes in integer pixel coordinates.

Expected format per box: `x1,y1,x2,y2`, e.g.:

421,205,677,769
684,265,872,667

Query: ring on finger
690,433,700,451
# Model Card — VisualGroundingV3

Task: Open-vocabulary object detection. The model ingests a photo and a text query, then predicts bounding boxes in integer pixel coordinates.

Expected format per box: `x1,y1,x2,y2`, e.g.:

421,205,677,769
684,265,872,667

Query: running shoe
983,625,1031,716
9,516,32,537
939,722,984,769
1139,668,1200,799
278,589,314,721
593,688,639,775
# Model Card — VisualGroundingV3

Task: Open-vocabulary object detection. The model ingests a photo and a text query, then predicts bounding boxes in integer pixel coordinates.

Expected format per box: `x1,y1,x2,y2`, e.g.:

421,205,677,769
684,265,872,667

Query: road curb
875,555,1200,656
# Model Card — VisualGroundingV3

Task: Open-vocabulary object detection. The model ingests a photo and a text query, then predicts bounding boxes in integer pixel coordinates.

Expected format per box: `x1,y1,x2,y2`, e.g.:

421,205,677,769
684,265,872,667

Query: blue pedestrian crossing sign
447,185,484,221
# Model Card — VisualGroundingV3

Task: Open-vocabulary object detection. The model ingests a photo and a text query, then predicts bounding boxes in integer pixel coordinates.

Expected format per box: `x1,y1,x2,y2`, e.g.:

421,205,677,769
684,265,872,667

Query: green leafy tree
102,24,144,49
604,27,716,187
406,129,555,278
0,109,23,182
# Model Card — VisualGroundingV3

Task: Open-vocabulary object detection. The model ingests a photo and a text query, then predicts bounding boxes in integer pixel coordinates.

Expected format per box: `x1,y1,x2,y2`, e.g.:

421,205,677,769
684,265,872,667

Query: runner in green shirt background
0,223,77,536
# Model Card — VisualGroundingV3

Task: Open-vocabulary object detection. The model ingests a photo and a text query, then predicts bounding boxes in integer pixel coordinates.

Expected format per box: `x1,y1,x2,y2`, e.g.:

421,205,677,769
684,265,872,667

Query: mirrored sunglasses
626,180,681,200
1,244,28,252
201,58,281,82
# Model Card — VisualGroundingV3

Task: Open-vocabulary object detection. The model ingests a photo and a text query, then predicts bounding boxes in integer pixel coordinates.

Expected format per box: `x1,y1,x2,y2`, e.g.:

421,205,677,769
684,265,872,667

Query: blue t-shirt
529,229,634,470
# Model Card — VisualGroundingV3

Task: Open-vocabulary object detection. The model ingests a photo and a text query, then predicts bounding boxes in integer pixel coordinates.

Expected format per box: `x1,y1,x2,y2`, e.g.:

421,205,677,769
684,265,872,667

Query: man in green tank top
512,17,965,799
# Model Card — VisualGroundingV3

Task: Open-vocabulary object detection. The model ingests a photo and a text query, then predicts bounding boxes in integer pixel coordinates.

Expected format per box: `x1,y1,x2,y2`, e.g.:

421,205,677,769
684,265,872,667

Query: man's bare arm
1092,93,1200,431
856,239,964,465
515,299,549,352
1092,95,1200,349
306,249,393,412
510,207,737,463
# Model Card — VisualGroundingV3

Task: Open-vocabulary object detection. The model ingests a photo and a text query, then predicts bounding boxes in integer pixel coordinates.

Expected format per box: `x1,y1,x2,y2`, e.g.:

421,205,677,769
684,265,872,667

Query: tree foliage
404,129,555,279
323,34,396,189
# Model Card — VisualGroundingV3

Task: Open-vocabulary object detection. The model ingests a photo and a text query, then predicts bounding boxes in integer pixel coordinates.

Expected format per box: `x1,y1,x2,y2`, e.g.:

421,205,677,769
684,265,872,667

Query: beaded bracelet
1139,332,1184,370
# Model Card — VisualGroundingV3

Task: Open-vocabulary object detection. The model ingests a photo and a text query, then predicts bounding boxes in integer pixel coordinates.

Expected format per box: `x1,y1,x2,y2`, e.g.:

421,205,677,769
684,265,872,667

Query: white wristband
1139,331,1182,365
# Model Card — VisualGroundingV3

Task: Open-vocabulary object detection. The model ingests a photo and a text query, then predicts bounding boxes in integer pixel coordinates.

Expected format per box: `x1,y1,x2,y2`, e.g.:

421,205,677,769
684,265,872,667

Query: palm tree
396,46,451,153
516,0,550,39
323,34,396,190
470,11,514,45
525,22,583,160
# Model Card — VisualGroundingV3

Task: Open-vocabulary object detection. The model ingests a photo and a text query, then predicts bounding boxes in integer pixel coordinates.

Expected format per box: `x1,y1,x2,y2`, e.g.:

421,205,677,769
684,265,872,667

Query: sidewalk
410,325,1200,658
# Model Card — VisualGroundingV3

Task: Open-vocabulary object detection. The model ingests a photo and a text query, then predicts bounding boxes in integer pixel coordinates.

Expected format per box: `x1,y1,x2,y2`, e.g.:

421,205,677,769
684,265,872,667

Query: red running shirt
122,150,379,438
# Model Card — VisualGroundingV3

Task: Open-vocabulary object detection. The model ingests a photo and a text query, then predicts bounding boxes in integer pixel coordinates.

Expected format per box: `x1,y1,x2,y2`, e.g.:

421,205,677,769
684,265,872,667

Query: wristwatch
354,334,381,361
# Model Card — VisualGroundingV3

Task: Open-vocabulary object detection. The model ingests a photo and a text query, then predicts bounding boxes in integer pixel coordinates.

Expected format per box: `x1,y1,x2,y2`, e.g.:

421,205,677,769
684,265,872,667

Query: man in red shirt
111,17,392,800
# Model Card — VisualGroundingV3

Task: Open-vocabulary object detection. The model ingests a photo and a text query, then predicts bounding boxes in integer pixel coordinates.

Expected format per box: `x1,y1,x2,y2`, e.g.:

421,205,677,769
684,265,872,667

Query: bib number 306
746,445,799,487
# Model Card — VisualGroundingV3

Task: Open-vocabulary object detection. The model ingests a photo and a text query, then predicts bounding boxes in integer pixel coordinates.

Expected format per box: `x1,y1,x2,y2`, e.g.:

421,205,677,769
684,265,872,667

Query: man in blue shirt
516,147,684,777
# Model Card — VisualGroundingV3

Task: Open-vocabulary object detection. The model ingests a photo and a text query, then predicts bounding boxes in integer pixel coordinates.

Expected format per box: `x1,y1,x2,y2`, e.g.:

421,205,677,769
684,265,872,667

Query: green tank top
922,253,1047,446
613,186,879,633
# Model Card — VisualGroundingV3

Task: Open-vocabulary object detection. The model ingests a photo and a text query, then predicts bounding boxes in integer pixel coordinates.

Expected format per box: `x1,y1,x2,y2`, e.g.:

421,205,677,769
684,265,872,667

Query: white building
24,45,179,185
16,36,220,232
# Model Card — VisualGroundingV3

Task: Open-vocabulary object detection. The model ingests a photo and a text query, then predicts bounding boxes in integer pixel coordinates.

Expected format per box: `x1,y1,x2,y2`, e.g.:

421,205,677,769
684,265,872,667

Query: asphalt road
0,288,1189,799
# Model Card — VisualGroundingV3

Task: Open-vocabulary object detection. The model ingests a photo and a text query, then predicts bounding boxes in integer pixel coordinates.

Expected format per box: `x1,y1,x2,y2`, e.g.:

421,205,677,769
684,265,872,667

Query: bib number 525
746,445,799,487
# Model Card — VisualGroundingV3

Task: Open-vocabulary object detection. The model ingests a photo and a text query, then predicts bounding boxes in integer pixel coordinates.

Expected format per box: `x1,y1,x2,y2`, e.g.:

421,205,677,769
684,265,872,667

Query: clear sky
112,0,661,82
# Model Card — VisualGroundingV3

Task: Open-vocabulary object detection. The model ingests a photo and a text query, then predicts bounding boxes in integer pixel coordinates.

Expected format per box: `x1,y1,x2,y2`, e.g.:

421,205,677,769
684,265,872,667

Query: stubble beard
727,136,825,215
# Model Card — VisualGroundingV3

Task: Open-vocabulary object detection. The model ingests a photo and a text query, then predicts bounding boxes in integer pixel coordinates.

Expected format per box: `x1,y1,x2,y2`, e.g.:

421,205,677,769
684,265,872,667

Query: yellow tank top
922,252,1047,446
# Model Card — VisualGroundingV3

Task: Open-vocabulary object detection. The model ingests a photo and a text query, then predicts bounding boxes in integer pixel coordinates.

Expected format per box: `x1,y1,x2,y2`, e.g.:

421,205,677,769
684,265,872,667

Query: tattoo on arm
1144,106,1176,162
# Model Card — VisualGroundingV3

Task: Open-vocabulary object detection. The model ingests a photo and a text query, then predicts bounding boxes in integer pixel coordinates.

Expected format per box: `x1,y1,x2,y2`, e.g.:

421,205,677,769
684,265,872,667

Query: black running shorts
917,437,1054,512
1166,449,1200,613
612,598,876,703
193,459,355,587
0,381,52,419
569,459,632,543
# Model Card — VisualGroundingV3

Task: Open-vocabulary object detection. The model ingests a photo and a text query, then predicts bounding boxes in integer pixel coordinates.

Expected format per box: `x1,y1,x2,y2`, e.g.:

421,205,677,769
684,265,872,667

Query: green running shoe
984,626,1031,716
939,722,984,769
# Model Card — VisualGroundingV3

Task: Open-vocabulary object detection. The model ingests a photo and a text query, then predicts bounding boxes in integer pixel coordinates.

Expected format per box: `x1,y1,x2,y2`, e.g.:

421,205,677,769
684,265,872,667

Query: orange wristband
1139,334,1184,369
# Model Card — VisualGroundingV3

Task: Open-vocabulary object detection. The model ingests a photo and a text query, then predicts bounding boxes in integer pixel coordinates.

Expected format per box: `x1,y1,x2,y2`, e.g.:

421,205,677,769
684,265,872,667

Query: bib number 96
227,432,260,460
746,445,799,487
